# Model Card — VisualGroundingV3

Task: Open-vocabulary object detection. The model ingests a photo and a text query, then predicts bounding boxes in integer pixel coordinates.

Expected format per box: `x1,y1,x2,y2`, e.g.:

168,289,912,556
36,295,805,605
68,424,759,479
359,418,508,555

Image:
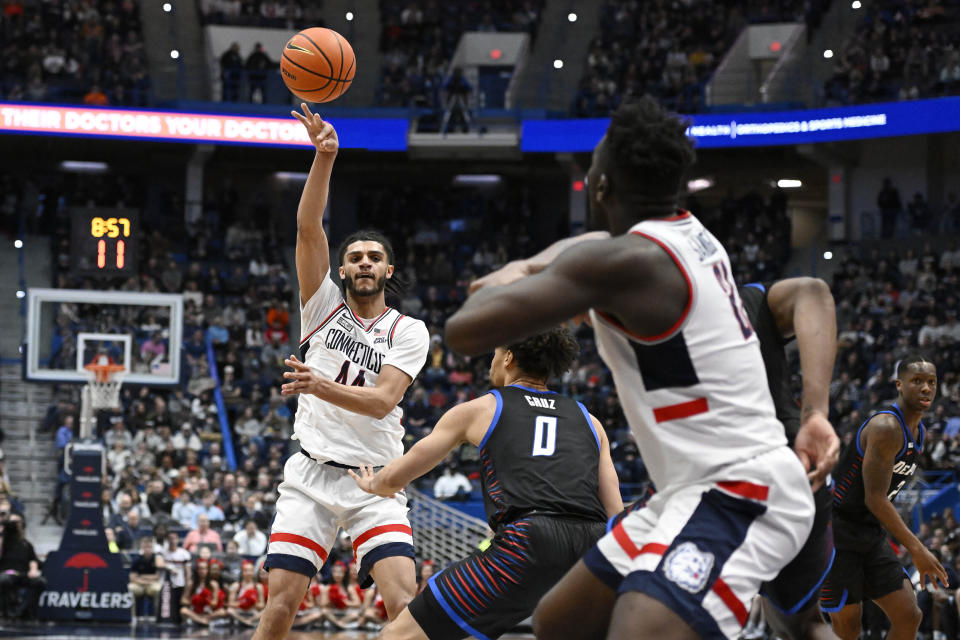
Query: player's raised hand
913,543,949,590
292,102,338,153
794,411,840,490
348,465,394,498
281,354,323,396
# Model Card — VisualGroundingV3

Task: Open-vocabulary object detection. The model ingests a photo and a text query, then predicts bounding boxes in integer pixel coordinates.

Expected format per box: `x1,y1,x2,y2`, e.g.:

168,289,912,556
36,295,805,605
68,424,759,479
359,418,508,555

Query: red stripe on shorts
352,523,413,555
711,577,748,626
613,523,668,560
716,481,769,502
652,397,709,423
270,532,328,562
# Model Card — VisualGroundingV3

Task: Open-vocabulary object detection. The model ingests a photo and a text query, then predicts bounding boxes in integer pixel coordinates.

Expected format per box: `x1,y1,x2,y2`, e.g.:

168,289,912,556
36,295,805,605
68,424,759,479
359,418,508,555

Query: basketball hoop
83,363,126,411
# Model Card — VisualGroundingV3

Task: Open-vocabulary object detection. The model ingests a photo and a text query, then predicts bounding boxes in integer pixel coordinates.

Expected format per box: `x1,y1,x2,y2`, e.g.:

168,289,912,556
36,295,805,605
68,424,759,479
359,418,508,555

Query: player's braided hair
604,96,696,202
335,229,408,296
896,354,935,378
507,326,580,381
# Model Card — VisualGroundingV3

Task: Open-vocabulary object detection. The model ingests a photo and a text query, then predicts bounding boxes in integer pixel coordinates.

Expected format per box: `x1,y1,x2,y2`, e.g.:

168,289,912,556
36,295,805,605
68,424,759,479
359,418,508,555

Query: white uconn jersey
296,275,429,466
590,212,786,491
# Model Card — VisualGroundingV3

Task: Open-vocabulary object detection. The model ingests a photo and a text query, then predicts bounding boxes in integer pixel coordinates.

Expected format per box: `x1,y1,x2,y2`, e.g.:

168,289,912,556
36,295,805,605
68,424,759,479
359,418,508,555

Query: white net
406,487,490,569
86,377,124,410
79,367,124,439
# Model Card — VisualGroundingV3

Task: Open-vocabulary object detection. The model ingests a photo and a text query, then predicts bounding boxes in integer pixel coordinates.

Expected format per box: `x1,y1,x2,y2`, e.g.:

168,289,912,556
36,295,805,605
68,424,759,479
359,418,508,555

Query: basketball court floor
0,622,534,639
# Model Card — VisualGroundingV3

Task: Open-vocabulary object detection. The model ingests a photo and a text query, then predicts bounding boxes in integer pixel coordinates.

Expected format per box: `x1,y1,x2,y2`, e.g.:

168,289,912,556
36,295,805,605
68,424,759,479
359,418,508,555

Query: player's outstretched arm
349,398,493,497
468,232,612,295
591,415,624,518
292,102,338,306
862,415,948,588
767,277,839,487
447,237,651,355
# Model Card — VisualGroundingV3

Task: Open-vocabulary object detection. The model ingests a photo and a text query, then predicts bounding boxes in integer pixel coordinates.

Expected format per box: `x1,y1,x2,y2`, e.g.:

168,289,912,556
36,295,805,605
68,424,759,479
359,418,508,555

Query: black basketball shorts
820,516,907,611
408,514,606,640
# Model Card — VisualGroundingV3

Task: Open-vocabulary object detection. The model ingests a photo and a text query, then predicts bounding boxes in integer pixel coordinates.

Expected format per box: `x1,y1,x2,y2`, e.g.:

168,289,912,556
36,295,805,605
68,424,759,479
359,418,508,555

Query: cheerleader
226,560,264,626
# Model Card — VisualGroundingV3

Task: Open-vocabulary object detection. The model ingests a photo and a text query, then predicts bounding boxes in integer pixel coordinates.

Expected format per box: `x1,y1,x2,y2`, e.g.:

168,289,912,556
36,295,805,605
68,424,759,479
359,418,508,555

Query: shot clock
70,208,140,276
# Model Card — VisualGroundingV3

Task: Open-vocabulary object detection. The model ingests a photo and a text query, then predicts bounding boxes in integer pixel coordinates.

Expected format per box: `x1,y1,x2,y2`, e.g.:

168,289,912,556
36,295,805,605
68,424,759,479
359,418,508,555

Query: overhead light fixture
823,49,834,59
823,251,834,260
553,59,564,69
851,0,861,8
568,13,577,22
162,2,172,11
14,239,23,249
777,179,802,188
687,177,714,193
274,171,309,182
453,174,502,186
170,50,180,59
60,161,108,172
345,11,354,20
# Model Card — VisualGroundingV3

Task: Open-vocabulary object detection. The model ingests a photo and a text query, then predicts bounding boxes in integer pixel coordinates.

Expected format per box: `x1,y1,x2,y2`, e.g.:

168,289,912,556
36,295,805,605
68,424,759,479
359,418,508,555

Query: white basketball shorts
264,451,414,587
583,445,814,639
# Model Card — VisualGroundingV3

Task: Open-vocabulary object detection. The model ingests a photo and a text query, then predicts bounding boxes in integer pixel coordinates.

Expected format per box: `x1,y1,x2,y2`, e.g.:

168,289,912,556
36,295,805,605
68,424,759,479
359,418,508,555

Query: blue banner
521,97,960,151
38,444,132,622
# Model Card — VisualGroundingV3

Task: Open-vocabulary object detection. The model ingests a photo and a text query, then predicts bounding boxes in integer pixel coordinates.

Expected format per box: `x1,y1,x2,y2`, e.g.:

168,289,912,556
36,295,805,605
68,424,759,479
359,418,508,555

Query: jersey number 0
532,416,557,456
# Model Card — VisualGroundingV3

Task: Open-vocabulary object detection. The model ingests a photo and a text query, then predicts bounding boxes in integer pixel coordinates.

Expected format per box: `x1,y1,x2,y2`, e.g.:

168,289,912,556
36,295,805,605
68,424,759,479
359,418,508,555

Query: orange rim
84,363,125,383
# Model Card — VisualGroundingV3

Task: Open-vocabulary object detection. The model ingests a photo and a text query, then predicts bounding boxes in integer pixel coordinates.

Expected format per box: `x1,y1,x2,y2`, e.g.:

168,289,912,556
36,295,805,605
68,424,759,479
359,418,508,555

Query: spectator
141,333,167,366
161,531,191,622
172,422,203,452
220,42,243,101
908,192,931,232
53,415,73,518
128,536,162,620
191,491,225,528
183,513,223,553
172,491,199,529
432,465,471,501
146,479,173,517
878,177,902,238
83,84,109,106
221,540,243,585
0,513,44,620
107,440,134,475
105,421,132,449
232,518,267,556
245,42,272,103
114,509,143,550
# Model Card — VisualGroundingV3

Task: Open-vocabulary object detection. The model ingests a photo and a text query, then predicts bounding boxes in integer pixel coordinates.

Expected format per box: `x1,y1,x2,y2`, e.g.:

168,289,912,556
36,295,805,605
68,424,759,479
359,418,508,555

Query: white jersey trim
592,228,697,346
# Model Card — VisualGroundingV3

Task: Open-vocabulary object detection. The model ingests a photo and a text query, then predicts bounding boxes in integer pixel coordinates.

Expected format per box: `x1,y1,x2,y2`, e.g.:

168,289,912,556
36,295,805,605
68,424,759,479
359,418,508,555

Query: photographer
440,67,474,134
0,513,45,620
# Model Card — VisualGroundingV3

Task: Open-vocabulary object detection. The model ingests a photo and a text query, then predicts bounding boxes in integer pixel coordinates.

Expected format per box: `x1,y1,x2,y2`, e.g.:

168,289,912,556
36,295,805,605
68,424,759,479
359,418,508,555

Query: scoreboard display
70,208,140,276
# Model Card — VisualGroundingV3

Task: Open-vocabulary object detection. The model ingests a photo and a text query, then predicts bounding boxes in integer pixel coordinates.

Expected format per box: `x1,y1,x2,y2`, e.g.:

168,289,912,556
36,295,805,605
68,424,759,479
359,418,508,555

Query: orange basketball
280,27,356,103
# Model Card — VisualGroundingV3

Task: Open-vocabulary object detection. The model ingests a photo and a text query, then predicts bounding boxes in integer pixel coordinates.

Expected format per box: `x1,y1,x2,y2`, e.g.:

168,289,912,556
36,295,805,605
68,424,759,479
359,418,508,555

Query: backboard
26,288,183,386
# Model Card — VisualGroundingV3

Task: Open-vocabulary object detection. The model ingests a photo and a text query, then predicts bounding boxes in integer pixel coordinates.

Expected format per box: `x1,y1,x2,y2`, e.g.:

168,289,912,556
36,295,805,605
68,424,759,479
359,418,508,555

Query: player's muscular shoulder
569,234,688,333
863,413,904,459
457,393,499,446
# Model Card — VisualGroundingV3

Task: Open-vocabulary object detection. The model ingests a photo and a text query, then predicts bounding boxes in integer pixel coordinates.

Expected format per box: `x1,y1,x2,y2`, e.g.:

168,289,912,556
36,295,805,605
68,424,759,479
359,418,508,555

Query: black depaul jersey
478,385,607,529
832,403,925,527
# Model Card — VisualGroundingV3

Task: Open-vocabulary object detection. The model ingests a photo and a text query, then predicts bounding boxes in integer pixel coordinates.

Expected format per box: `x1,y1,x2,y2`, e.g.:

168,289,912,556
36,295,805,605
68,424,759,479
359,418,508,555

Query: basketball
280,27,356,103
